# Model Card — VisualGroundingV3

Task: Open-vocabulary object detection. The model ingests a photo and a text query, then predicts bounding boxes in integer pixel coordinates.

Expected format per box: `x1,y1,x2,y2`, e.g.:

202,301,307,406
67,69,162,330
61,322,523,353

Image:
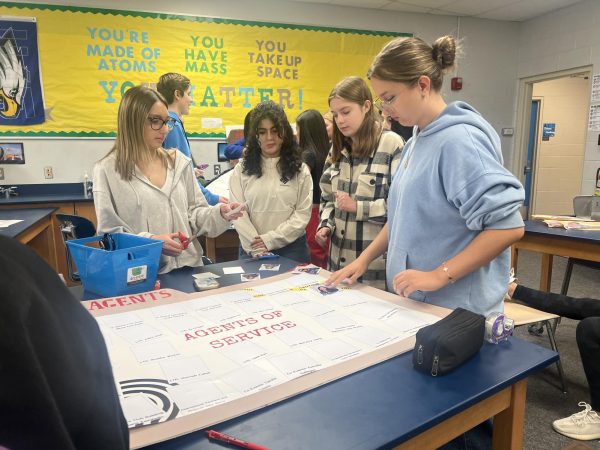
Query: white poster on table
85,272,447,448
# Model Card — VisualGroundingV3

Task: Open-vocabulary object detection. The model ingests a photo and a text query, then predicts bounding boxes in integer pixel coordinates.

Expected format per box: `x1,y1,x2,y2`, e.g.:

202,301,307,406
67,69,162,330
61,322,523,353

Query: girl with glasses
229,100,312,262
317,76,404,289
93,85,244,274
327,36,525,316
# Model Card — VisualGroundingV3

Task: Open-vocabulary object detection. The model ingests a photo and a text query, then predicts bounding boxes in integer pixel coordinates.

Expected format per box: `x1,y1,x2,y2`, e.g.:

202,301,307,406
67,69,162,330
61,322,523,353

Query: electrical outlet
214,164,221,176
44,166,53,179
0,168,4,180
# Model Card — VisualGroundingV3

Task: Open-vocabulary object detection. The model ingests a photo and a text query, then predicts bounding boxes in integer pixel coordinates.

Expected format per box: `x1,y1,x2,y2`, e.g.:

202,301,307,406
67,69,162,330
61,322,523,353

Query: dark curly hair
243,100,302,181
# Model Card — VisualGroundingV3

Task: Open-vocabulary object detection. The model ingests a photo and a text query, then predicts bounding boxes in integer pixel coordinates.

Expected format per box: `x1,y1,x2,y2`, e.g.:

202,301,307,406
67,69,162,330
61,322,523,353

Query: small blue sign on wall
542,123,556,141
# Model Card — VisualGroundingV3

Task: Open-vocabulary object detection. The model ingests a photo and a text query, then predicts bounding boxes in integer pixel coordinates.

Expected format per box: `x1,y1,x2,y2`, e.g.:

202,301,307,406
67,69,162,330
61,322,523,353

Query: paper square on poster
221,340,268,365
201,118,222,129
168,380,227,412
160,355,211,384
150,303,190,319
114,323,163,345
131,340,181,364
121,394,165,427
268,350,321,377
311,338,361,362
222,365,278,394
100,312,143,329
161,315,205,334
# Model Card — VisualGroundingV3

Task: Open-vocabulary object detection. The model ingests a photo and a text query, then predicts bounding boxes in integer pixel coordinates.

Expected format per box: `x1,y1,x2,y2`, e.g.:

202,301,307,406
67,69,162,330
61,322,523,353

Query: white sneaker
552,402,600,441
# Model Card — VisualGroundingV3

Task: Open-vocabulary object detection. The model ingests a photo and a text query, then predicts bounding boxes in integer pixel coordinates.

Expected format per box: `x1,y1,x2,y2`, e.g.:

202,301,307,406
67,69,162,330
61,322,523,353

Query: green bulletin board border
1,1,411,137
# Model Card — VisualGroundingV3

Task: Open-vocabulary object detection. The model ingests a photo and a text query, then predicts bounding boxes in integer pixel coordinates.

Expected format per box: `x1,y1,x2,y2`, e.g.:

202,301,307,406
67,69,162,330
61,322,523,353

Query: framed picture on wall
0,142,25,164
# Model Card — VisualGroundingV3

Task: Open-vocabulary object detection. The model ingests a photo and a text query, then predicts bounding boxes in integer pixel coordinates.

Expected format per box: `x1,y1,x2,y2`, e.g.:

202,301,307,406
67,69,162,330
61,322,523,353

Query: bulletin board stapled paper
0,2,408,137
83,272,448,449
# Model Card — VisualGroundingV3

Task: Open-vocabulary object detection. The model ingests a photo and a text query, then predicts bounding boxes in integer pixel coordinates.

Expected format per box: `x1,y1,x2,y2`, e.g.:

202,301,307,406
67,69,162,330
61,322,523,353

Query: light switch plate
0,168,4,180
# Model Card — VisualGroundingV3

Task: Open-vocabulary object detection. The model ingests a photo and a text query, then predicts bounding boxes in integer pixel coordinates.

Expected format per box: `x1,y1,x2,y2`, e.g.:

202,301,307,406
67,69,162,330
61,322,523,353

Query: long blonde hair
108,85,171,180
367,35,458,91
328,76,381,163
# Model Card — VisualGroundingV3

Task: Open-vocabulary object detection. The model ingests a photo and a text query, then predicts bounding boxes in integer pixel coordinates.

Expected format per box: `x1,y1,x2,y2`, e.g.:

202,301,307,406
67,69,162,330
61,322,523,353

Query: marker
206,430,269,450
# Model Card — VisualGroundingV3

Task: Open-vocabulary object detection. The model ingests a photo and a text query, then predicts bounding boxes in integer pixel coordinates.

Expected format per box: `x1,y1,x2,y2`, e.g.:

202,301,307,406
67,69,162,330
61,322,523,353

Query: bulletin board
0,2,409,137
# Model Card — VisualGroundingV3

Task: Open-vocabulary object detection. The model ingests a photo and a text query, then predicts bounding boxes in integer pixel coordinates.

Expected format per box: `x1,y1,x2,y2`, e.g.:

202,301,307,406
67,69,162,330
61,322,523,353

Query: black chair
561,258,600,295
55,214,97,282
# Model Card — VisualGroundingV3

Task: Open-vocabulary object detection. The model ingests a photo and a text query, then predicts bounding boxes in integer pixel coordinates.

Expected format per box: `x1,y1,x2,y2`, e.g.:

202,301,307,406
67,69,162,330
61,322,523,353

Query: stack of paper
531,214,600,230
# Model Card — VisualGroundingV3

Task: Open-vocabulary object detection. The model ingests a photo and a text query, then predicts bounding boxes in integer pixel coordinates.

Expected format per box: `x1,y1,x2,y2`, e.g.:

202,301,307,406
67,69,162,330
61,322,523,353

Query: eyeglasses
147,116,175,131
374,96,396,111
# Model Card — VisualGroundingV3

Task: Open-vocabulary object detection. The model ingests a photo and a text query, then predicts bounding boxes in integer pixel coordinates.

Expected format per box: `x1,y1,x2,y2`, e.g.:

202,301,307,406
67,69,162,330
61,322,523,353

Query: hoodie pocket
388,248,427,301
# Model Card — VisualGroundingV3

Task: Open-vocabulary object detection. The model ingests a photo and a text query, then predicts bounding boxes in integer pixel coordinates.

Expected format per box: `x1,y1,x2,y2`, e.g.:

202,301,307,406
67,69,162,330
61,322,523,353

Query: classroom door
530,75,589,216
523,99,539,216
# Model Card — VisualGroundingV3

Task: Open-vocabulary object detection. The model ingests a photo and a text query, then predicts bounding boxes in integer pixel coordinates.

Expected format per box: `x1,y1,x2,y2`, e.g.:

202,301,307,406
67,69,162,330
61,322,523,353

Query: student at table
93,85,244,274
156,73,227,205
229,100,312,261
224,109,254,162
317,76,404,289
507,282,600,441
296,109,330,268
327,36,525,316
322,111,334,142
0,235,128,450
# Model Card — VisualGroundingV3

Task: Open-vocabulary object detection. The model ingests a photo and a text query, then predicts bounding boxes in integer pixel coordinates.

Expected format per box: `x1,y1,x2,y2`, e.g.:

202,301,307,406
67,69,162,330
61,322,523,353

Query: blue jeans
238,235,310,264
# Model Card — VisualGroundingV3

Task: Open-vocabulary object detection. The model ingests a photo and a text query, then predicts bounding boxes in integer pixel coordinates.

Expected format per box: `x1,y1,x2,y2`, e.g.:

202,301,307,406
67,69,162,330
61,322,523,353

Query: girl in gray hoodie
93,86,244,273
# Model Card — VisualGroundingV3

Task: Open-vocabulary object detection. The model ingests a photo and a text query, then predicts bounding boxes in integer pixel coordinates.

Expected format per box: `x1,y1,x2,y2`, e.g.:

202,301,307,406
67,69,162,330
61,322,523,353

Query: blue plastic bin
66,233,163,297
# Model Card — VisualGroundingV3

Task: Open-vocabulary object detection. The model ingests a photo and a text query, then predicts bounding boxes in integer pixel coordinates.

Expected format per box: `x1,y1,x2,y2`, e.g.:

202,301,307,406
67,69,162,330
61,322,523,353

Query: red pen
206,429,269,450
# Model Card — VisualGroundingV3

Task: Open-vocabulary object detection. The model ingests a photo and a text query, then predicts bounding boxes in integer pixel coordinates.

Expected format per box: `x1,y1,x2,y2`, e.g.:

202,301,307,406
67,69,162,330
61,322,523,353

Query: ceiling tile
437,0,520,16
328,0,390,7
286,0,588,22
381,2,432,13
399,0,457,8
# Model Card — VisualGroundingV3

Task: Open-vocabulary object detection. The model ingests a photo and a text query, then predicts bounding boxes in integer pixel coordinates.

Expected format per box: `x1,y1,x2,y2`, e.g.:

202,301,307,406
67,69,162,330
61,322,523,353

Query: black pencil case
412,307,485,376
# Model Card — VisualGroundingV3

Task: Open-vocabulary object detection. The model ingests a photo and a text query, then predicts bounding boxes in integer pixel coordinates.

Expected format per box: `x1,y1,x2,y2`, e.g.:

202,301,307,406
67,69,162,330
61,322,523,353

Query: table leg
540,254,553,292
18,217,58,272
492,379,527,450
396,384,515,449
204,236,217,262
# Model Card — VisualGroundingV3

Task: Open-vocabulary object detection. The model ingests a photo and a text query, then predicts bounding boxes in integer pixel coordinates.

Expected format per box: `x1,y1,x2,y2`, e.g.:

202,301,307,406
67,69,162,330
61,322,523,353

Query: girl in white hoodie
93,85,244,273
229,100,312,261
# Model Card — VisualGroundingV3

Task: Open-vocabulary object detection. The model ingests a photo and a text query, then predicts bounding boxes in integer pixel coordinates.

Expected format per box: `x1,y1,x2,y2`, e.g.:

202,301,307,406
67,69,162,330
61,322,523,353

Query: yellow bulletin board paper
0,2,409,138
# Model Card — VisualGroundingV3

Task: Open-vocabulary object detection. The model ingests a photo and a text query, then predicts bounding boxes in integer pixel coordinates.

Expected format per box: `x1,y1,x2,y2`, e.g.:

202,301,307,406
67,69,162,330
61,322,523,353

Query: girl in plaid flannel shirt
317,76,404,289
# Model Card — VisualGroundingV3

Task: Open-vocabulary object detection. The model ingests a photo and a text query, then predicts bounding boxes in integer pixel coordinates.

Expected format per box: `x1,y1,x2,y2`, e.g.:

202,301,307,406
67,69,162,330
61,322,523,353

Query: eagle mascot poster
0,18,45,126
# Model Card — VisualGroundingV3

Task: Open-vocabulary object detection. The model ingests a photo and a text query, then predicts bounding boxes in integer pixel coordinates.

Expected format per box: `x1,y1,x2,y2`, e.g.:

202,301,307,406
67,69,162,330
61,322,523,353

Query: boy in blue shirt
157,73,227,205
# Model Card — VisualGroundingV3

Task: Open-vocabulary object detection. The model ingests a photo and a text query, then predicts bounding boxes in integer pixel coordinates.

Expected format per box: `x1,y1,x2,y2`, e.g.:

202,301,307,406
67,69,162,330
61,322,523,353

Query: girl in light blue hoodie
327,35,525,316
